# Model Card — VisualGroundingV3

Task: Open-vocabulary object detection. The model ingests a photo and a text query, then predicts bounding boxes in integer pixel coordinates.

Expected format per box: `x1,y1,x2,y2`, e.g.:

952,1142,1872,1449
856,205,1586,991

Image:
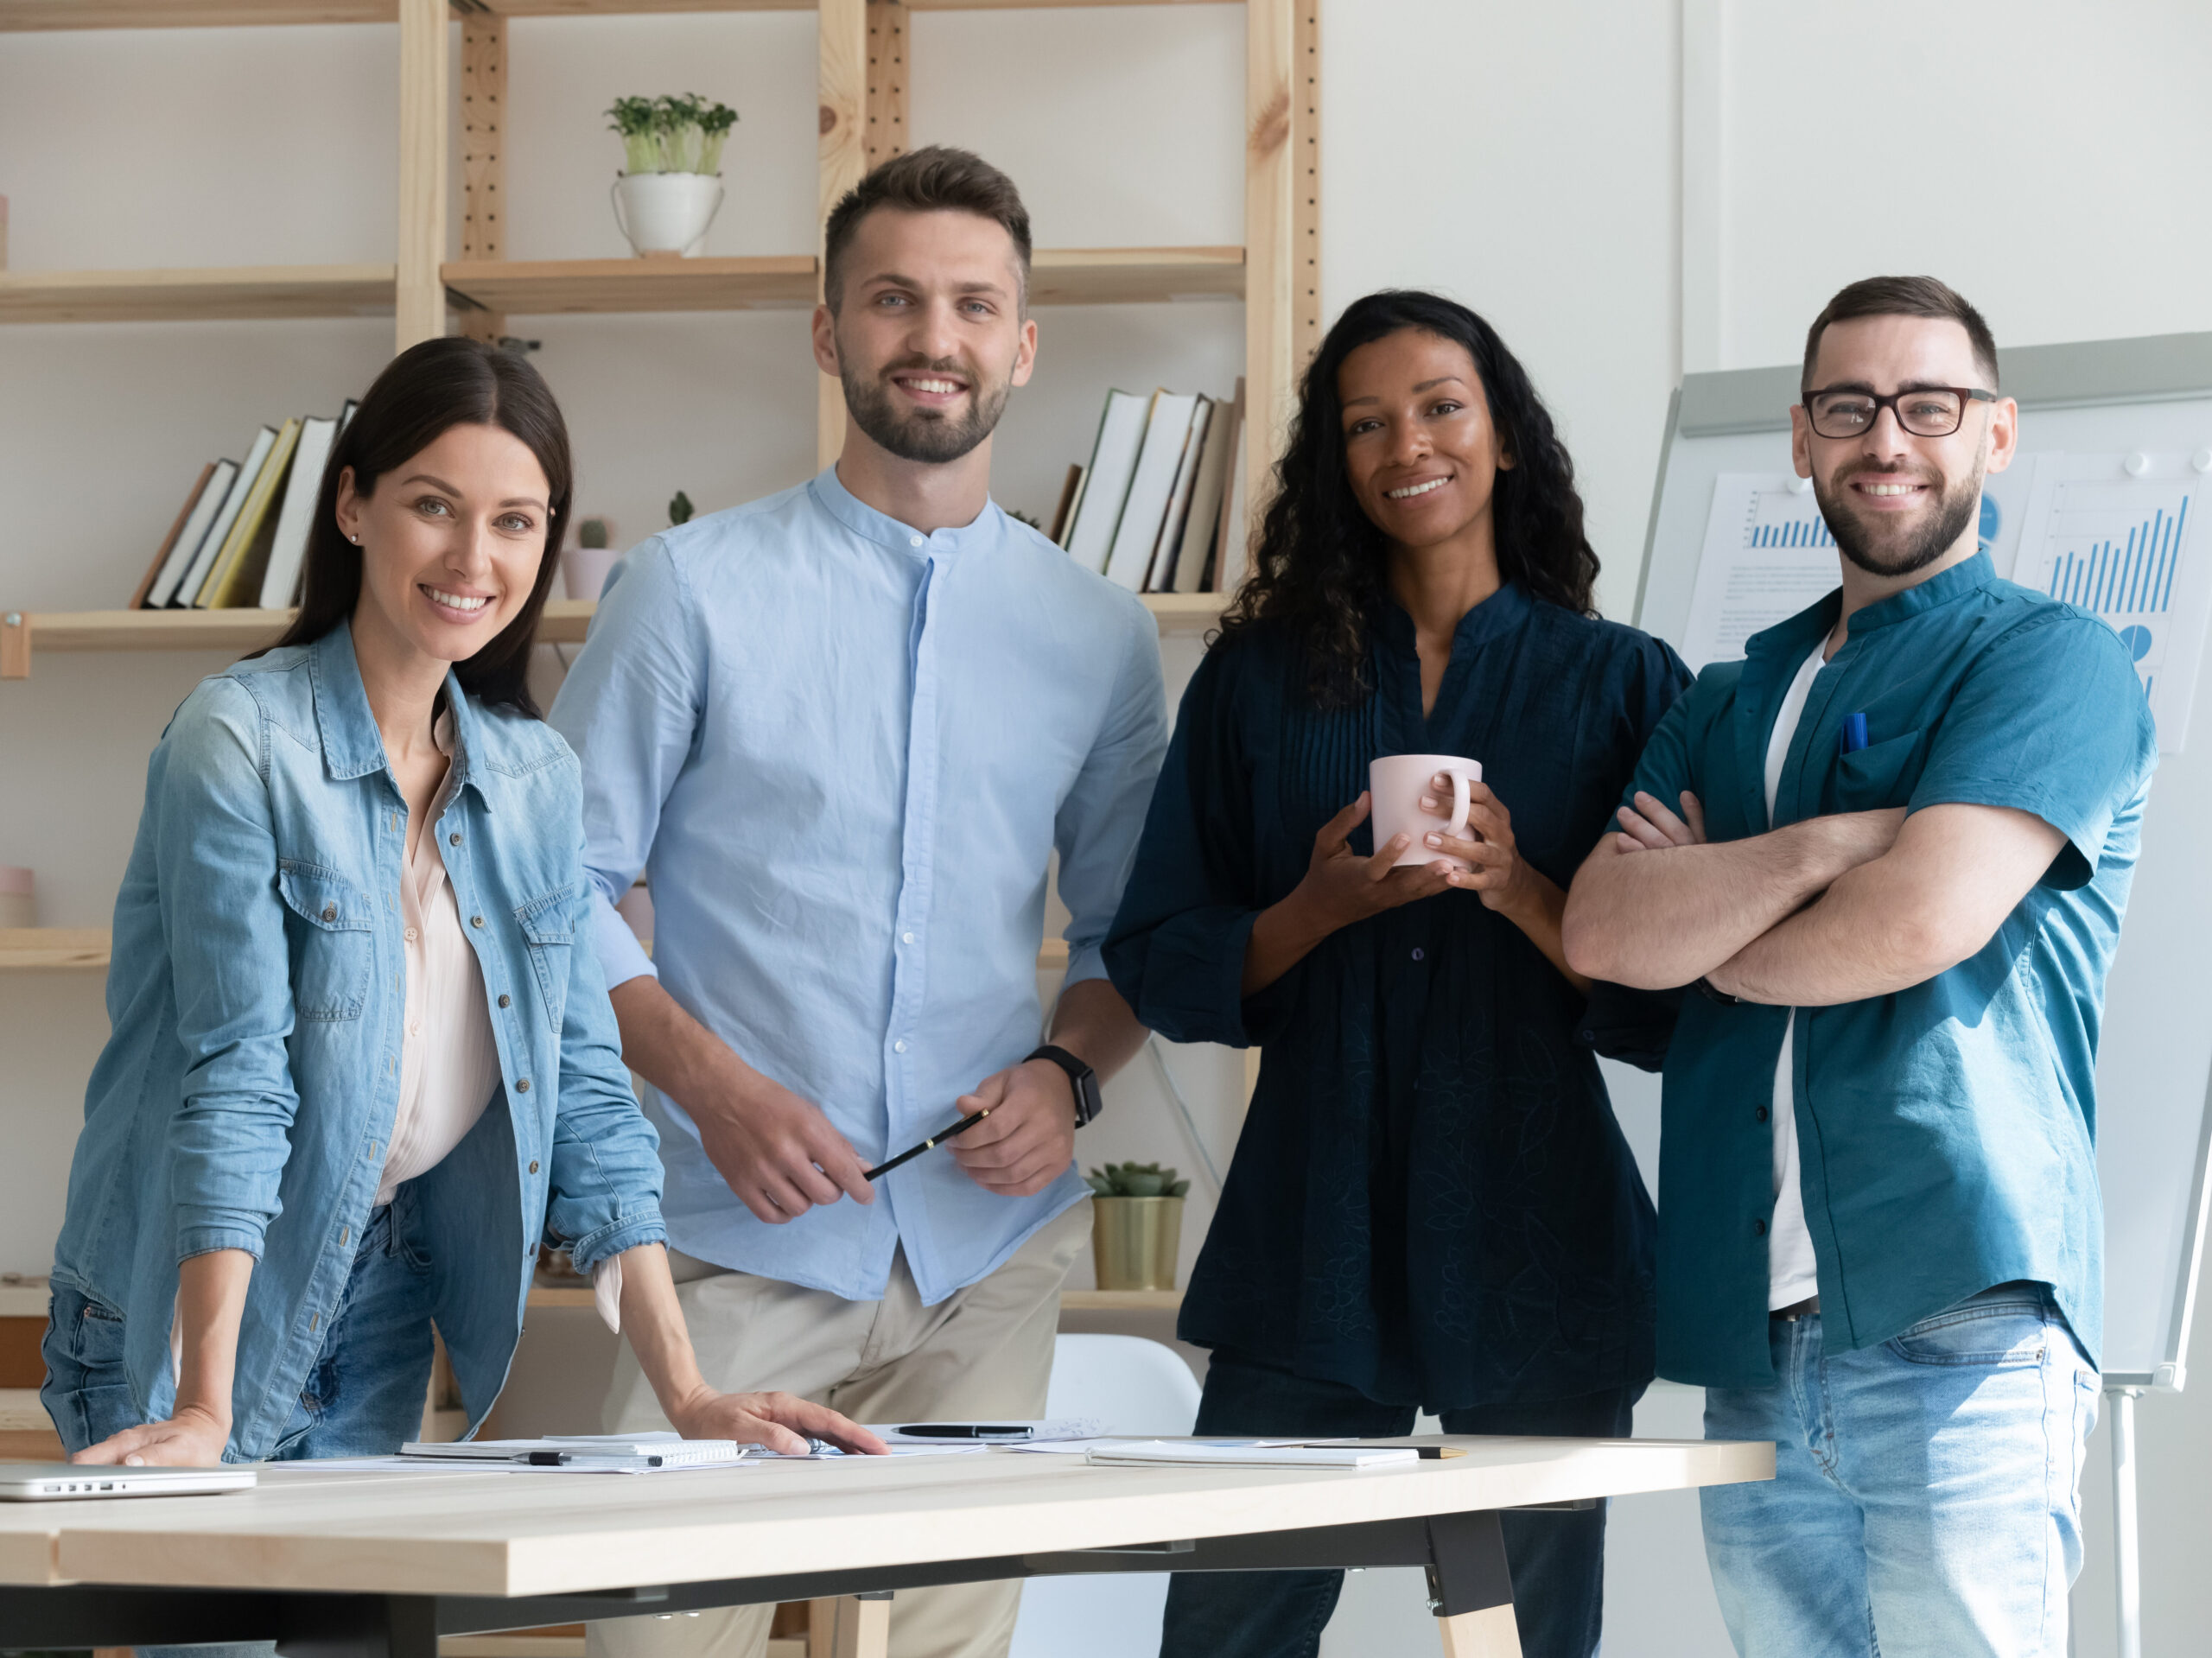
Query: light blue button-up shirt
549,467,1167,1304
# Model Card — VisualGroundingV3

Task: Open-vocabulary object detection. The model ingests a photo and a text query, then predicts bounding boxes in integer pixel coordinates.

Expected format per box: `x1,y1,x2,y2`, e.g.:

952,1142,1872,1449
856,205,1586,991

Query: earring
349,534,360,544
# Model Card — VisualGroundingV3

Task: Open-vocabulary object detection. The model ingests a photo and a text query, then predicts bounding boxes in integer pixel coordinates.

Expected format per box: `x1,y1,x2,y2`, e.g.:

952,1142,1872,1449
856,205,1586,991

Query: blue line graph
2046,494,2186,615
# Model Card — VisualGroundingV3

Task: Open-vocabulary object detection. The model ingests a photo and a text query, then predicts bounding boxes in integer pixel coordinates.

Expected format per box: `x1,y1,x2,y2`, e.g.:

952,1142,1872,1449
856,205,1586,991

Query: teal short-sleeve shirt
1628,552,2157,1388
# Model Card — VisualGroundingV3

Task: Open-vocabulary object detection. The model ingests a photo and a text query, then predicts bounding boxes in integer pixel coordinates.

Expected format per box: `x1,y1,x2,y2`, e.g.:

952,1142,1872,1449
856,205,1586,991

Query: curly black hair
1220,289,1599,708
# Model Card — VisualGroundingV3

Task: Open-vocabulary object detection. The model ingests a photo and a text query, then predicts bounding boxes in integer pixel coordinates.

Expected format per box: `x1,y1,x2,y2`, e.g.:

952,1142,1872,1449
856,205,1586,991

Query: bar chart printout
2018,454,2212,753
1681,473,1843,668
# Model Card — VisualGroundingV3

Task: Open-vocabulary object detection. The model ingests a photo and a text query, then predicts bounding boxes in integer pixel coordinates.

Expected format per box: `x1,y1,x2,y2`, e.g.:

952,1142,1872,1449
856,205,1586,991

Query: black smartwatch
1026,1044,1102,1128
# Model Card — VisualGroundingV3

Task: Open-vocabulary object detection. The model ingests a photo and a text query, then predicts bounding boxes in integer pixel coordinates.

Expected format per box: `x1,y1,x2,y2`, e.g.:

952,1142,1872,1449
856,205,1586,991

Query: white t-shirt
1763,646,1827,1310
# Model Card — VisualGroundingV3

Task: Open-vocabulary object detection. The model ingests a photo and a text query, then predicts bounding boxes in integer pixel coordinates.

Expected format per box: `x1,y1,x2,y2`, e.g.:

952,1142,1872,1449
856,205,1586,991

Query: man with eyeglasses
1561,276,2156,1655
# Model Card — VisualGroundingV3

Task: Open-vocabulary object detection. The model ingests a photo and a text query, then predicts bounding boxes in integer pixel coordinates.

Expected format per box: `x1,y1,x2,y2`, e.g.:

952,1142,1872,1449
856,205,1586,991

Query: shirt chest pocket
514,884,575,1035
276,861,373,1023
1827,728,1925,814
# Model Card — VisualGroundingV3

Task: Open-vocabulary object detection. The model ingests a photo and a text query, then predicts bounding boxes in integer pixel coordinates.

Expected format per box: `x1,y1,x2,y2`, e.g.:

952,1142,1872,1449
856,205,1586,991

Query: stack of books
126,401,359,611
1052,378,1249,595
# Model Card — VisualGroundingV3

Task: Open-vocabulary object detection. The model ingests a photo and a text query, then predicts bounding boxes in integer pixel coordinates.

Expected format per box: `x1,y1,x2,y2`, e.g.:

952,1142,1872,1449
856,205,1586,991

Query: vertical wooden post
1291,0,1321,367
0,612,28,681
458,13,507,346
818,0,870,470
1243,0,1294,519
396,0,450,353
865,3,909,169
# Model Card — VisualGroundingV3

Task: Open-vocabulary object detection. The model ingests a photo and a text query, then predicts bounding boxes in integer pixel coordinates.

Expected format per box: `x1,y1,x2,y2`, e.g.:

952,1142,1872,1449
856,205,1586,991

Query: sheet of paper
2013,452,2211,752
298,1456,730,1476
1680,473,1843,670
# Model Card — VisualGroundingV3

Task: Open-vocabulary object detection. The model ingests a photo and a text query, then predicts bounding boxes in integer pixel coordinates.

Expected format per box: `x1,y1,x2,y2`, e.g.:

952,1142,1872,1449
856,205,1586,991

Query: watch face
1077,1073,1103,1126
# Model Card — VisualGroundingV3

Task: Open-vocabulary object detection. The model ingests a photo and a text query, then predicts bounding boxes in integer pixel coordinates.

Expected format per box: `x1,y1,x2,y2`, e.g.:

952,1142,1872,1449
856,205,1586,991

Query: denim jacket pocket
1884,1293,2051,1368
276,860,373,1022
515,883,576,1035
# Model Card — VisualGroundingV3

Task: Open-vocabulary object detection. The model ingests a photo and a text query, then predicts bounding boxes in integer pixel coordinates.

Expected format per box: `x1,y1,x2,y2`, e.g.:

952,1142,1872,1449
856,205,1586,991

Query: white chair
1006,1334,1205,1658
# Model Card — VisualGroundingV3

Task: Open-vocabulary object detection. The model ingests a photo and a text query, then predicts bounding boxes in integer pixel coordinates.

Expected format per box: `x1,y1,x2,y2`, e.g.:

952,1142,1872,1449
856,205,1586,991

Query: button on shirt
549,468,1167,1305
1627,553,2157,1388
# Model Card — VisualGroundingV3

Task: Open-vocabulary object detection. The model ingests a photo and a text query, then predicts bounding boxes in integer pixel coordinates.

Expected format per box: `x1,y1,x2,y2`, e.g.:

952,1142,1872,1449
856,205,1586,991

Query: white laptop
0,1463,257,1501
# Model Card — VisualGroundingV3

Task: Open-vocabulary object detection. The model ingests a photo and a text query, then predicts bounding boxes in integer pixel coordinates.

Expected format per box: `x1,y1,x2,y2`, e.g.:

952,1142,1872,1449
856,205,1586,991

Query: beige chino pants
585,1201,1090,1658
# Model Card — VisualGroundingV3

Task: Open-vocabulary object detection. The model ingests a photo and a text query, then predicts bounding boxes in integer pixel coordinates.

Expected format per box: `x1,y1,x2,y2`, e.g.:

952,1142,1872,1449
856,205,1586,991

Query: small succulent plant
1086,1160,1191,1199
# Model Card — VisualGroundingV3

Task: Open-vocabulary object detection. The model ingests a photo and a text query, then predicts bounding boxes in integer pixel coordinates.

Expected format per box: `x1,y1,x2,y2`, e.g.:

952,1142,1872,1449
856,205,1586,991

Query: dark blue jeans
1159,1352,1641,1658
42,1192,439,1658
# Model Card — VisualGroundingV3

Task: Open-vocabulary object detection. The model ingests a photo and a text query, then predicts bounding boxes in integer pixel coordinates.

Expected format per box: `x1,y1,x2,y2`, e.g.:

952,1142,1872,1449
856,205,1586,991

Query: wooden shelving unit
2,593,1217,677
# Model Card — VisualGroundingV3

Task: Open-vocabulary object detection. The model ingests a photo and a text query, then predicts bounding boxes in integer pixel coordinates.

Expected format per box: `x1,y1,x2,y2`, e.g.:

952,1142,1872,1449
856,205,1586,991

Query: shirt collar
1371,579,1531,657
308,619,486,804
808,463,1003,560
1840,549,1997,636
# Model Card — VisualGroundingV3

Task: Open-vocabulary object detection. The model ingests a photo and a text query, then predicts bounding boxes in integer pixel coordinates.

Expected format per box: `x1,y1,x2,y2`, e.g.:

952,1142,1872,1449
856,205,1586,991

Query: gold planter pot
1090,1195,1185,1292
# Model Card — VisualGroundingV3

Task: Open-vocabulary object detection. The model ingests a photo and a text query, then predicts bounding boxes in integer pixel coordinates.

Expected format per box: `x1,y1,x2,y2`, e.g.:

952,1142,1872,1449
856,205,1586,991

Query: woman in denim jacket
45,339,880,1471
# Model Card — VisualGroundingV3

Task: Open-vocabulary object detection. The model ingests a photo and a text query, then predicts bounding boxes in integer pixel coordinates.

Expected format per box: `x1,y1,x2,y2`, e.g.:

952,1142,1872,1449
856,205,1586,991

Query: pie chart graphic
2117,623,2154,663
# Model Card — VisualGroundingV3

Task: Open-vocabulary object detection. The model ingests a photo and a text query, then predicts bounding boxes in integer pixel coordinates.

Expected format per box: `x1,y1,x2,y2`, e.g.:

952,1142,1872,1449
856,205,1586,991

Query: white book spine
146,459,239,609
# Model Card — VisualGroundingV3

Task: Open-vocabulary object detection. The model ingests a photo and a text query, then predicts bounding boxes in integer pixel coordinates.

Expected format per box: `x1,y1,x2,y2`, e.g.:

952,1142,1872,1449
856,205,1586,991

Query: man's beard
842,353,1011,465
1812,455,1984,579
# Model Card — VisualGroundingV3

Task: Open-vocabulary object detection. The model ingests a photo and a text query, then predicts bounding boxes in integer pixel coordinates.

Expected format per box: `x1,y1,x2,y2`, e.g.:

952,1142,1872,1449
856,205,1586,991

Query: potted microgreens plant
606,92,739,258
1084,1161,1191,1292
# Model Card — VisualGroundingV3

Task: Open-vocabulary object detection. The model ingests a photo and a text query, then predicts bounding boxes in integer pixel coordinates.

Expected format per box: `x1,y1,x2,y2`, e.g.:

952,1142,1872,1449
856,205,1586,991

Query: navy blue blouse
1104,583,1692,1410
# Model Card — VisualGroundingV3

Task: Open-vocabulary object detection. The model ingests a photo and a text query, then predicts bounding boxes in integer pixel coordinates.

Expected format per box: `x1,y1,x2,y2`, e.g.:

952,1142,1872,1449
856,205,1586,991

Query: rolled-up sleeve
1104,645,1286,1047
1053,600,1169,988
547,538,707,989
156,679,302,1262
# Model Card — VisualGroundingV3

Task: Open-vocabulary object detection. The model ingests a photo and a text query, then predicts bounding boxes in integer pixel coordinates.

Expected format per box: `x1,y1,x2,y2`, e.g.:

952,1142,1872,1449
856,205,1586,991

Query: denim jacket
50,623,666,1459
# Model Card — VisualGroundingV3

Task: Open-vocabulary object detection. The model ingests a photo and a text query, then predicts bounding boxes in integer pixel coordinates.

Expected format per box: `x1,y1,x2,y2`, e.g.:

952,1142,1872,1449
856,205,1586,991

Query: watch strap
1026,1043,1101,1127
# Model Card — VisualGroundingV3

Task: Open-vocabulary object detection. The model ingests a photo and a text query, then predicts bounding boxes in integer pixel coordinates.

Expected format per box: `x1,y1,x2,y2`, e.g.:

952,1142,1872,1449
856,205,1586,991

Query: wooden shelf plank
1029,246,1243,306
0,264,396,325
0,926,1077,979
2,594,1207,677
441,247,1241,317
0,929,111,971
445,257,818,316
0,0,1215,31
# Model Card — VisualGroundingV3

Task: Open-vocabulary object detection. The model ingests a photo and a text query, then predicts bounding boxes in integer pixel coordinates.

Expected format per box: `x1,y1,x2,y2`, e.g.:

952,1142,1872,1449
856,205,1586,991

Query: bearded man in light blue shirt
551,148,1166,1658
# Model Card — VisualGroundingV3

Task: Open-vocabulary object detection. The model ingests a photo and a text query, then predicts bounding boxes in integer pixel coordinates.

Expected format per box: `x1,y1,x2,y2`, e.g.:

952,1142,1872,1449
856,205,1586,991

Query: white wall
6,3,2212,1654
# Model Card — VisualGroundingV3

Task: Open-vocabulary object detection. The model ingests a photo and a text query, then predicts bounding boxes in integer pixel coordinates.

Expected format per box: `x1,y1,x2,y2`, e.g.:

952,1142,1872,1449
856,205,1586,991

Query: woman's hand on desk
72,1402,230,1468
668,1388,890,1458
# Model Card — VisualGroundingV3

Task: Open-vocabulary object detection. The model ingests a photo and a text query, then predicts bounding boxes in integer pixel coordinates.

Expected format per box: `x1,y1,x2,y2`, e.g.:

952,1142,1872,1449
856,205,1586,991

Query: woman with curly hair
1105,290,1690,1658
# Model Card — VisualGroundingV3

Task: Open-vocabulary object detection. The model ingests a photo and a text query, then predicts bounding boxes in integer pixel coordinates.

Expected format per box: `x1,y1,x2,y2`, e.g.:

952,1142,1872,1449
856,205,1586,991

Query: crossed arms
1560,790,2066,1007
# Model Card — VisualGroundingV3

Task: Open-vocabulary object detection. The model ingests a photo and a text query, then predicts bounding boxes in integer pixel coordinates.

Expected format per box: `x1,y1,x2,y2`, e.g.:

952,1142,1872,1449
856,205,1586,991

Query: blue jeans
42,1191,439,1656
1159,1351,1642,1658
1701,1283,2100,1658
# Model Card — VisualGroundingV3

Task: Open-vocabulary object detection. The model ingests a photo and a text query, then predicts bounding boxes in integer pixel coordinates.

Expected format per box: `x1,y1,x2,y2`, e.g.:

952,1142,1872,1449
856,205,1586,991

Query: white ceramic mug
1369,753,1482,869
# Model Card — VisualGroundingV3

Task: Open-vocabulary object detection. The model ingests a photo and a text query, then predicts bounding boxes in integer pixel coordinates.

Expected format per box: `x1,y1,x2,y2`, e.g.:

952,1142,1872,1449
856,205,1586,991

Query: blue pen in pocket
1839,712,1870,755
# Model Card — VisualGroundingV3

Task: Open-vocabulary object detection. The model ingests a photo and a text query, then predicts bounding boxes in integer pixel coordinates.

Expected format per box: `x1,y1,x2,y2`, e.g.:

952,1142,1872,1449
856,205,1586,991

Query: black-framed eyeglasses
1802,385,1997,440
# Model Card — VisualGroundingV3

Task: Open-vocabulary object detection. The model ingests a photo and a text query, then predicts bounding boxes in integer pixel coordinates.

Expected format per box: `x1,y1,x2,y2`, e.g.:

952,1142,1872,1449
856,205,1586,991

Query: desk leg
806,1592,891,1658
1425,1511,1519,1658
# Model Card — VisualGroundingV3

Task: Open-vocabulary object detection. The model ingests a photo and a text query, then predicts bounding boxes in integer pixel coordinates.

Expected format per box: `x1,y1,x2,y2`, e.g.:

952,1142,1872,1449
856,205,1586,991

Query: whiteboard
1630,333,2212,1388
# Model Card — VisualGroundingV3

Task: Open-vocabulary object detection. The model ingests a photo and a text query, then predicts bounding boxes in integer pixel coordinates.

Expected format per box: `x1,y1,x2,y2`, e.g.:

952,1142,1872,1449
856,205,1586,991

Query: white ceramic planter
611,172,724,257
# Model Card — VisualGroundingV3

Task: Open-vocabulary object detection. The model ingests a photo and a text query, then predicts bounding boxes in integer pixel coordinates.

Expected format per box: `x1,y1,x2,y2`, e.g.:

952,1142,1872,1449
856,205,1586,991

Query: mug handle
1447,770,1473,841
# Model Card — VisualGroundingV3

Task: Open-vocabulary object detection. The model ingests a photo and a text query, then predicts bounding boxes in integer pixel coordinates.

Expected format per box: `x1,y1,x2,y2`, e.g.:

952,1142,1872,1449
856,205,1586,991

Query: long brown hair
252,336,574,717
1221,290,1599,709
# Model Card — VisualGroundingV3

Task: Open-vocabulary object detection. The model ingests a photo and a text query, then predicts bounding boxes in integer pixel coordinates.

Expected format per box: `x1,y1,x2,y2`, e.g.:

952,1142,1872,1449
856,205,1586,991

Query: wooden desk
0,1435,1769,1658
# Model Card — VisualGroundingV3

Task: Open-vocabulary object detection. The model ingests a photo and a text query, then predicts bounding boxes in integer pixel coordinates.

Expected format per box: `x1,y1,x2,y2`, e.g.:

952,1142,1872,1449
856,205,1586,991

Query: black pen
866,1108,992,1181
